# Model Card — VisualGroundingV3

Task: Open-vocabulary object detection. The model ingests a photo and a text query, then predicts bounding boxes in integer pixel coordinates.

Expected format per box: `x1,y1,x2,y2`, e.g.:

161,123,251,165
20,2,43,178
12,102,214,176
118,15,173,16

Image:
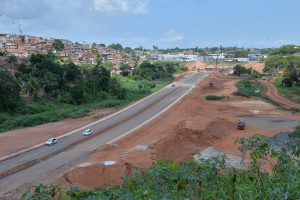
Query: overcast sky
0,0,299,49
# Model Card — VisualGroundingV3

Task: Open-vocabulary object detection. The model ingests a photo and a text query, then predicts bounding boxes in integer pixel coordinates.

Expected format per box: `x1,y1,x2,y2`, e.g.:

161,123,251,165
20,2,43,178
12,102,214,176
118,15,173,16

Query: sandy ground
35,71,300,192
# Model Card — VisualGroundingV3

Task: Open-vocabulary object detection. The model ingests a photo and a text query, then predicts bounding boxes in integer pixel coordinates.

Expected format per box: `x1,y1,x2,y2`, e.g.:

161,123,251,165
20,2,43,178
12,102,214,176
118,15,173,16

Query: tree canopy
263,55,300,72
52,39,64,51
270,45,299,56
234,51,249,58
233,64,251,76
65,63,82,82
108,43,123,51
0,71,21,111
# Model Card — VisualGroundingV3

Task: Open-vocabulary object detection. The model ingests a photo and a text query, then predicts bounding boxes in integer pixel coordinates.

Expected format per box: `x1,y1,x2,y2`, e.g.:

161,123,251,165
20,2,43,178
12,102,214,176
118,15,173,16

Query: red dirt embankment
184,61,207,69
243,63,265,73
154,120,235,161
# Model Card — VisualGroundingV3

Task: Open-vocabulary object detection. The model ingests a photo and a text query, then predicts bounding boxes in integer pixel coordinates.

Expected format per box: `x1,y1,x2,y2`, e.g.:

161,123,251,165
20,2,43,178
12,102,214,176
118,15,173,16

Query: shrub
291,107,300,112
205,95,226,100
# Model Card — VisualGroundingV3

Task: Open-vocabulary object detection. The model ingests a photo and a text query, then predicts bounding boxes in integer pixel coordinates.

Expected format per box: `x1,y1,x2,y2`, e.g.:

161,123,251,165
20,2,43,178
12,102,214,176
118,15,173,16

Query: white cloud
157,29,185,43
271,40,290,45
248,40,265,46
92,0,149,15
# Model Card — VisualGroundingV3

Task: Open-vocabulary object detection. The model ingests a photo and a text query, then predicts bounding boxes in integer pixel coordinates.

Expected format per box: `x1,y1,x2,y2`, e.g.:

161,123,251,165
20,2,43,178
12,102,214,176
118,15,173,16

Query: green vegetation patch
236,79,293,110
205,95,226,101
273,77,300,104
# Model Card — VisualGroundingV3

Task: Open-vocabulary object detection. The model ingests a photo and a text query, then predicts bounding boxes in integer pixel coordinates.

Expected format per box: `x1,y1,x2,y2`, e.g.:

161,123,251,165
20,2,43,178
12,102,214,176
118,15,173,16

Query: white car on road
83,129,93,136
45,138,57,146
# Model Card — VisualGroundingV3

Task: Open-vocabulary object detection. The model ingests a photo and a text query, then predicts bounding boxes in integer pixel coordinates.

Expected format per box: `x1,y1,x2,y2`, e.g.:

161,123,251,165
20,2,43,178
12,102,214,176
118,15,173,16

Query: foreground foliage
22,134,300,199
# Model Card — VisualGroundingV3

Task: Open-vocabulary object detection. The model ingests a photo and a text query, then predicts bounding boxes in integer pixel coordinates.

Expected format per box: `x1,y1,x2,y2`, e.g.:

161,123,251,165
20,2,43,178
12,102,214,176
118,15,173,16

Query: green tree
0,51,4,56
120,63,131,76
131,50,136,57
99,44,105,47
211,47,219,52
122,55,128,59
65,63,82,82
153,45,158,51
52,39,64,51
108,43,123,51
6,55,18,69
0,71,21,110
260,48,273,54
40,72,58,96
25,77,41,97
233,64,251,76
270,45,299,56
264,55,289,72
234,51,249,58
17,63,27,74
124,47,133,53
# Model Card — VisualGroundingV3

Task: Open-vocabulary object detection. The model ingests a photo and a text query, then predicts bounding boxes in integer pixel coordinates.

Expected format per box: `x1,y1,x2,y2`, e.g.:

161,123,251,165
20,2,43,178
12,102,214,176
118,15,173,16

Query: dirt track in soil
6,71,300,198
262,80,300,109
35,72,300,193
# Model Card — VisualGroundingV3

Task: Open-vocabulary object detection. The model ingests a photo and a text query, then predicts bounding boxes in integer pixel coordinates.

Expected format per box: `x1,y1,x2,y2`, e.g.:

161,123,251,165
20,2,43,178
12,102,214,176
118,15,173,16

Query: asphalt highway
0,72,208,194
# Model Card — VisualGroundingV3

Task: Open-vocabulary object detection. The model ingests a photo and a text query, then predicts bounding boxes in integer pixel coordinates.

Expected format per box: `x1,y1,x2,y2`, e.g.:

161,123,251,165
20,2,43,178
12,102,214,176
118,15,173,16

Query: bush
205,95,226,100
291,107,300,112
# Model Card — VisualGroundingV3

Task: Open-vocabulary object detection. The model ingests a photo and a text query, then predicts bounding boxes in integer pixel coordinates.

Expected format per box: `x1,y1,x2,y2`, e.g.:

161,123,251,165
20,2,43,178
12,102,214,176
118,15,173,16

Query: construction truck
237,118,246,130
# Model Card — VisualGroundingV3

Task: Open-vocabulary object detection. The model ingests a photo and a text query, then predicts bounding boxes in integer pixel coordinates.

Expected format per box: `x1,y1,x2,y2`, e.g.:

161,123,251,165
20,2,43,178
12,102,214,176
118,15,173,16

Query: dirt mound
154,120,235,161
63,163,134,189
243,63,265,73
207,120,235,138
185,61,207,69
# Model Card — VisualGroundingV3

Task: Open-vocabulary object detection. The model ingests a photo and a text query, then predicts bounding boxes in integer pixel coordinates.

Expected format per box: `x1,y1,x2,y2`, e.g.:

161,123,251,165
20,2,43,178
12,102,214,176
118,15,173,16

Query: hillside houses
0,33,146,75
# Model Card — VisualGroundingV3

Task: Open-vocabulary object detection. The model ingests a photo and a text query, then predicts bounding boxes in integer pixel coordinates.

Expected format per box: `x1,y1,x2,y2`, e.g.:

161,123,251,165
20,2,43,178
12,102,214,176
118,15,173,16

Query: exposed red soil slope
243,63,265,73
184,61,207,69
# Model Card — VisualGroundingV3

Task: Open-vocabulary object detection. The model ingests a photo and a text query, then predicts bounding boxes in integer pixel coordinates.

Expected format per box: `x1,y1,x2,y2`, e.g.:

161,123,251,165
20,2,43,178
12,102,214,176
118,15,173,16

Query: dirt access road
262,80,300,109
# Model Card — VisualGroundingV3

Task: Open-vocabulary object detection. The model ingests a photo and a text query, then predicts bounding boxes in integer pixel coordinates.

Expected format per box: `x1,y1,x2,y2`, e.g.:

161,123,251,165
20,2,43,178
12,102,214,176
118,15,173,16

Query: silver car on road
83,129,93,136
45,138,57,146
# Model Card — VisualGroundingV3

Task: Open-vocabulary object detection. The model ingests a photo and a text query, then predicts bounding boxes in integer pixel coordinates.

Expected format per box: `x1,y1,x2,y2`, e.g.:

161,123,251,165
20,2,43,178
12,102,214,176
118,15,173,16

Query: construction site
1,66,300,198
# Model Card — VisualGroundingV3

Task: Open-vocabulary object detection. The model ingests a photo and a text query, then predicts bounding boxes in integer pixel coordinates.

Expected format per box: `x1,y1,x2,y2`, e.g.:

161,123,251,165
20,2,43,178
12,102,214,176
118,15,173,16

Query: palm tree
40,72,58,96
25,77,41,97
